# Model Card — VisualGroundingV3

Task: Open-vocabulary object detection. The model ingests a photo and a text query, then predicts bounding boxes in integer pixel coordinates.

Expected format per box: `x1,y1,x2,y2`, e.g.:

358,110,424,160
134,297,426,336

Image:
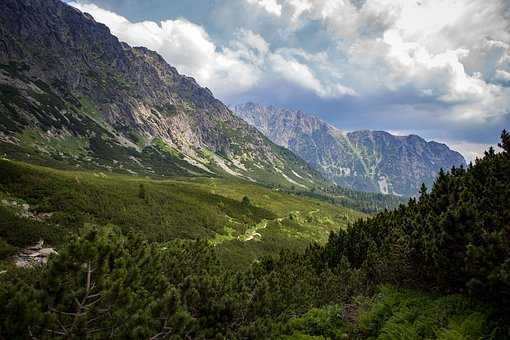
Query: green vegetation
357,286,493,339
0,238,15,260
289,186,407,213
152,137,183,158
0,159,362,268
16,128,89,157
78,96,102,120
0,131,509,338
0,227,500,339
0,205,68,247
320,131,510,307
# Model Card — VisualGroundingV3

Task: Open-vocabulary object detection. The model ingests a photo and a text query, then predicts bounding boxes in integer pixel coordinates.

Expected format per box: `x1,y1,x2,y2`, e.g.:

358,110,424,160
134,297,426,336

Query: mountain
234,103,467,196
0,0,323,189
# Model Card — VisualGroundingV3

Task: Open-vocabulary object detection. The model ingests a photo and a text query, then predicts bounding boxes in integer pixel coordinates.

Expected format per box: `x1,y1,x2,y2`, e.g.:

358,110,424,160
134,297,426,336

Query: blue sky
68,0,510,160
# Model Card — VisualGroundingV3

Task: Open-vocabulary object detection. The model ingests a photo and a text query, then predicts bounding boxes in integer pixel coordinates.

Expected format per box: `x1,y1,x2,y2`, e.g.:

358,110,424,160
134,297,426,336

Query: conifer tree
499,129,510,154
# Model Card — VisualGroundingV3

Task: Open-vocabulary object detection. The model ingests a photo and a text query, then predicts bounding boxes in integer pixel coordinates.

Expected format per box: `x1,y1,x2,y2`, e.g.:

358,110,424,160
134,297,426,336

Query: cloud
449,141,501,163
265,0,510,109
279,0,398,39
268,53,356,97
301,0,510,129
246,0,282,16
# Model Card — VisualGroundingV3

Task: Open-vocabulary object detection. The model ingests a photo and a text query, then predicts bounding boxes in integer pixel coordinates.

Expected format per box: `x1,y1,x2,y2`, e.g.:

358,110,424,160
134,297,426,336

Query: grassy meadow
0,158,365,268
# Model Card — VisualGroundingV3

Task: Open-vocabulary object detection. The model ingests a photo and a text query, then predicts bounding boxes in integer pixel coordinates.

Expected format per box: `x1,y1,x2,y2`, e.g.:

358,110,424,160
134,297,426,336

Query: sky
67,0,510,161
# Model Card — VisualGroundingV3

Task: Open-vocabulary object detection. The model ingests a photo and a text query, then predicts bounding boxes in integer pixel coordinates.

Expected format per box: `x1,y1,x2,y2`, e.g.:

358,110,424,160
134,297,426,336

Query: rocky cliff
0,0,322,188
234,103,467,196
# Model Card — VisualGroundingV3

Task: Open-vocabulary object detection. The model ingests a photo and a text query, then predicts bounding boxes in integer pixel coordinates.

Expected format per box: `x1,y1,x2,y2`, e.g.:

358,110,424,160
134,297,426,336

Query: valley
0,158,365,269
0,0,508,338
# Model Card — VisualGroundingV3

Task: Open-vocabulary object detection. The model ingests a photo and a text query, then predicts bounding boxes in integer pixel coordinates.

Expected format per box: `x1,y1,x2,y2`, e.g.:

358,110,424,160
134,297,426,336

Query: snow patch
378,176,390,195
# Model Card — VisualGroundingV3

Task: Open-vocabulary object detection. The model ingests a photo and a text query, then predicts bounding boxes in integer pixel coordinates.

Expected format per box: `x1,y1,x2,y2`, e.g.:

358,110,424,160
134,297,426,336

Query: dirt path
239,219,268,241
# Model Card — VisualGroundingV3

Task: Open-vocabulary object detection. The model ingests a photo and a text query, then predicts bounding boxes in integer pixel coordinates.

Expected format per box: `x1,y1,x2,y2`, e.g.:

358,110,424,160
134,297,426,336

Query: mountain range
234,103,466,196
0,0,322,189
0,0,467,197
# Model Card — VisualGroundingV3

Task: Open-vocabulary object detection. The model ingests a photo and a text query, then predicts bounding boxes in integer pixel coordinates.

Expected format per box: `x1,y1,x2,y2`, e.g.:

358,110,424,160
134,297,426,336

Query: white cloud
381,30,495,105
260,0,510,119
281,0,398,39
449,141,498,162
246,0,282,16
268,53,356,98
286,0,312,22
234,30,270,55
307,0,510,123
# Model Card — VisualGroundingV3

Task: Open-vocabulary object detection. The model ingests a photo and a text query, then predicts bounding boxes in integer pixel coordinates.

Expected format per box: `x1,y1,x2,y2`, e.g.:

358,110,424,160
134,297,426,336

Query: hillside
1,132,508,339
0,158,364,269
234,103,466,196
0,0,323,189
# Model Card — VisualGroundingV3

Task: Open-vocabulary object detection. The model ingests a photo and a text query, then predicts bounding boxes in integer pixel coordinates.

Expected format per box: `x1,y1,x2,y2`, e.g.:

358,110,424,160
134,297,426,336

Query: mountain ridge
234,102,467,196
0,0,323,188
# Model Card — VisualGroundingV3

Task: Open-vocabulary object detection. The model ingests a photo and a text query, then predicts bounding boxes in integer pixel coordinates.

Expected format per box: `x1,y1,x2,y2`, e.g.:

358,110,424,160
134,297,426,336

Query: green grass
0,159,364,268
16,128,89,157
152,137,183,158
78,96,103,121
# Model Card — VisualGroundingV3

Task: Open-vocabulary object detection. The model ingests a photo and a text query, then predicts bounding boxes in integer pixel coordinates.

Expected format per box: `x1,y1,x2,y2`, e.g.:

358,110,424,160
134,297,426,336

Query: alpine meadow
0,0,509,339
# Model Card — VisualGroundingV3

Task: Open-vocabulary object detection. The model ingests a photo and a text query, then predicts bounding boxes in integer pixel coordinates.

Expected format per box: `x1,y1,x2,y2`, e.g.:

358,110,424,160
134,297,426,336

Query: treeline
290,186,407,213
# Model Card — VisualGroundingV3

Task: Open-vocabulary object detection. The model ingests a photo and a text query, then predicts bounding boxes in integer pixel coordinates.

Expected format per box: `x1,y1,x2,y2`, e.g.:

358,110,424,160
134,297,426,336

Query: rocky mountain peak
234,103,466,196
0,0,323,189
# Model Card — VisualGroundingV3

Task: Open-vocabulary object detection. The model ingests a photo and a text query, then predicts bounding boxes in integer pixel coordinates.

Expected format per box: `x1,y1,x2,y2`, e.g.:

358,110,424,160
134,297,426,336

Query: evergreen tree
138,183,146,200
241,195,251,207
499,129,510,154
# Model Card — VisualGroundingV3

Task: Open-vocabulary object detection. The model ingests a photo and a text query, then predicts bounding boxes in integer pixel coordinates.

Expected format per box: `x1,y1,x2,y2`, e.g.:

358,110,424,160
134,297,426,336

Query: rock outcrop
14,240,58,268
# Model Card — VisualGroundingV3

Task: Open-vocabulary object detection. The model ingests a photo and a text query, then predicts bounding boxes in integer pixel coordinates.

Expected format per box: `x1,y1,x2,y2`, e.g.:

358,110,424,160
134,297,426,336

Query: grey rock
234,103,467,196
0,0,322,188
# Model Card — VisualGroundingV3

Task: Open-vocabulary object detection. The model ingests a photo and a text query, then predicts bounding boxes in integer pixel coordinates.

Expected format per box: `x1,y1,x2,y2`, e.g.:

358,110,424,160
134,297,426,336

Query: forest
0,130,509,339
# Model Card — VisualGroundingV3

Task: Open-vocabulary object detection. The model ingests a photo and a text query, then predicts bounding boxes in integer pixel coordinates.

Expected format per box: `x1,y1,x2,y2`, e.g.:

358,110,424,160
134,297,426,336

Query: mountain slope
0,159,365,269
0,0,322,188
1,135,508,339
234,103,467,196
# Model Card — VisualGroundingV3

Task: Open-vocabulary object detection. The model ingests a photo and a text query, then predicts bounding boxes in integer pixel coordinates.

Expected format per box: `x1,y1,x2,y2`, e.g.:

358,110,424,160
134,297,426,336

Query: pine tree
242,196,251,207
499,129,510,154
138,183,146,200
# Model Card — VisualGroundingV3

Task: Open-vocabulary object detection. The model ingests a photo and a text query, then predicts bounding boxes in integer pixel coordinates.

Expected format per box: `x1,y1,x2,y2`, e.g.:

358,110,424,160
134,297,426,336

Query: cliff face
234,103,467,196
0,0,322,188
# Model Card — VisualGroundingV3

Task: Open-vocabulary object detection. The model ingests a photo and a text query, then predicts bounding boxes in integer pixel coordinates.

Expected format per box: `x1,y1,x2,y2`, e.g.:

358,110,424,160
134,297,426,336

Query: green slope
1,130,508,338
0,159,364,268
